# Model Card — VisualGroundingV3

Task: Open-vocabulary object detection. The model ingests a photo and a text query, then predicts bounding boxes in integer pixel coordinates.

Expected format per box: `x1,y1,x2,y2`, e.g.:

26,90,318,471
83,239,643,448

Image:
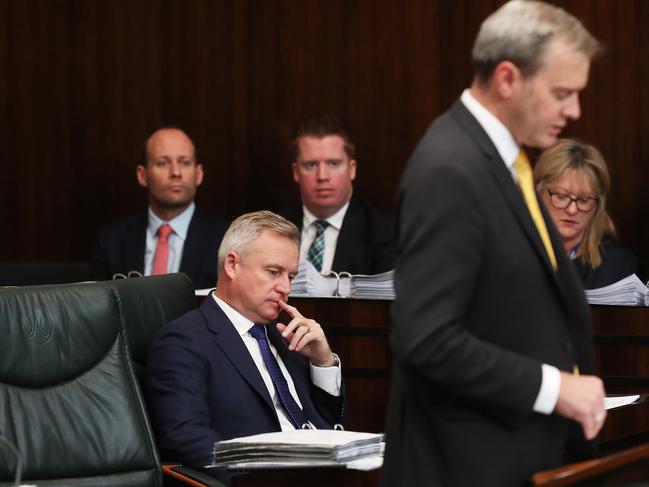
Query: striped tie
307,220,329,272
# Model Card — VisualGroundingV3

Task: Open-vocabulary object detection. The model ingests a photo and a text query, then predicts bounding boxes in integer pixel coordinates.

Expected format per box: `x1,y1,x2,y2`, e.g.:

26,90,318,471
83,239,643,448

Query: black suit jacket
573,238,640,289
382,100,594,486
279,196,396,275
145,296,345,470
91,206,228,289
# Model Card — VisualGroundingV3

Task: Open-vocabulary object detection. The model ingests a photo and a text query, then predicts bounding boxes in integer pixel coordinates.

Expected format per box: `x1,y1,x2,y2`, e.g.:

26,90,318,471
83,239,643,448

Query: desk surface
230,467,381,487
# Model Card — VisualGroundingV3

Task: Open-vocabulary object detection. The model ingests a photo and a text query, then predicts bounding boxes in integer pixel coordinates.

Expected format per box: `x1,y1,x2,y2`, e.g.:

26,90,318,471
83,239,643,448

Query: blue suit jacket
145,296,345,469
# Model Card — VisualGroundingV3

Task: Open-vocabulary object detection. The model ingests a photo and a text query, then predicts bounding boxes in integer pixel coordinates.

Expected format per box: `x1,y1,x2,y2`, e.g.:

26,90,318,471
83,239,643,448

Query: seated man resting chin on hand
145,210,344,474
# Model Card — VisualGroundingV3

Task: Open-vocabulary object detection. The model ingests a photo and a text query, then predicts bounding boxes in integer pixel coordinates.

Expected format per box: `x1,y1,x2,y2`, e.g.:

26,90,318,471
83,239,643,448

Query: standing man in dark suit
91,127,228,289
279,114,395,275
383,2,605,486
146,211,344,471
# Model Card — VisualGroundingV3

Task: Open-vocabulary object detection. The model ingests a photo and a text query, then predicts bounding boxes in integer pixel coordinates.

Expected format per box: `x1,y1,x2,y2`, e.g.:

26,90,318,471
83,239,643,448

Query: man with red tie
91,127,228,288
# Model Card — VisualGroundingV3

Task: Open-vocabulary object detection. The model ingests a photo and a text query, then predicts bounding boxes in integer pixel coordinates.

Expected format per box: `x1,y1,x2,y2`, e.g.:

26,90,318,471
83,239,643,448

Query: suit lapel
180,207,210,278
331,198,363,273
199,297,274,410
124,212,147,273
450,101,564,289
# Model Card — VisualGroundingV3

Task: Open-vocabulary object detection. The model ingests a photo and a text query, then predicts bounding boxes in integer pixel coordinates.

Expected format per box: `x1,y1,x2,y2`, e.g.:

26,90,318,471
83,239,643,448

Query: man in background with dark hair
91,127,228,289
279,114,395,275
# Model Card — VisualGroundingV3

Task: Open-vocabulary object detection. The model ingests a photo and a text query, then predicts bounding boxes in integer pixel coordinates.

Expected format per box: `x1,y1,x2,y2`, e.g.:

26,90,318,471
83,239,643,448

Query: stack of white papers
604,395,640,410
209,429,384,470
349,271,395,300
290,261,394,299
290,261,346,297
585,274,649,306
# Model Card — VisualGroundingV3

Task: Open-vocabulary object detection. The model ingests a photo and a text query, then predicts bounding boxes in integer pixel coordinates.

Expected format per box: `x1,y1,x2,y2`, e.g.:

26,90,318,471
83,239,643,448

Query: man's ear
291,162,300,183
195,163,204,187
492,60,521,99
136,165,148,188
349,159,357,181
222,251,240,279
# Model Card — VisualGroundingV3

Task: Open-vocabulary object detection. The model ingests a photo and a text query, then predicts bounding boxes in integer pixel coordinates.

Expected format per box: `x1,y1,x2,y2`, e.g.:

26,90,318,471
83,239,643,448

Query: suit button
564,341,573,353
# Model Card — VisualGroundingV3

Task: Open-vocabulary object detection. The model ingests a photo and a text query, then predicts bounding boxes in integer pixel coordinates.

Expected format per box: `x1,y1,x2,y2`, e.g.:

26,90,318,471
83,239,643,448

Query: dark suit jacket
145,296,345,470
573,238,640,289
91,206,228,289
382,100,594,487
279,197,396,275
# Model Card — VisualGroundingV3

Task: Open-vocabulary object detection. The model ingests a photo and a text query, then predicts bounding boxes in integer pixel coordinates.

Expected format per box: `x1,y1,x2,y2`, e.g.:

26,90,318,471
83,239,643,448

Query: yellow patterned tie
513,150,558,270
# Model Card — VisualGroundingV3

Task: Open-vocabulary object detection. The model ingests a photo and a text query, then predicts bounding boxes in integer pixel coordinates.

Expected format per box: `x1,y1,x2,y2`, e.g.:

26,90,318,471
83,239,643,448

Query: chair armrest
532,442,649,486
162,463,228,487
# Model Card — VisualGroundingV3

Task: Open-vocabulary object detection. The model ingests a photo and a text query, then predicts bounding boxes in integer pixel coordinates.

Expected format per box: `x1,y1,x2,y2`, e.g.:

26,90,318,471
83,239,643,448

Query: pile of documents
290,261,395,299
585,274,649,306
349,270,395,299
290,261,344,297
209,429,384,470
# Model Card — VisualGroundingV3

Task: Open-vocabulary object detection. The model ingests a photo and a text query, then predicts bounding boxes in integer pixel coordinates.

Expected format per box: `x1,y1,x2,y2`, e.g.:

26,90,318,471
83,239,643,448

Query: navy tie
248,324,309,429
307,220,329,271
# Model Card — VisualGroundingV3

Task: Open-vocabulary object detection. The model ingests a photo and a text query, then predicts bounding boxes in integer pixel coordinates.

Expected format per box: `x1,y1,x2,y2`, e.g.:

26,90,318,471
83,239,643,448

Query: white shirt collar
212,293,259,337
460,89,520,171
302,200,350,231
147,201,195,240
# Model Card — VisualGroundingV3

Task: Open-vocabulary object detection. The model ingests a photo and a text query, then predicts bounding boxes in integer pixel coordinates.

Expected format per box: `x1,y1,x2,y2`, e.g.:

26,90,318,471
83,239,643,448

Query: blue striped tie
307,220,329,272
248,324,309,429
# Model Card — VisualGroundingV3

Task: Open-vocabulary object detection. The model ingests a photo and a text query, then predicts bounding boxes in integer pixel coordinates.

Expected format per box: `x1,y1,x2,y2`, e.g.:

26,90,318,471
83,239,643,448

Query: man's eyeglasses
546,190,598,212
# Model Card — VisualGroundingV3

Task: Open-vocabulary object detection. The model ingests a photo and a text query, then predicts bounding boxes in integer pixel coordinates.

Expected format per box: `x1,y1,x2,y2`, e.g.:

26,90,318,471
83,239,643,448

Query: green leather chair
0,282,162,486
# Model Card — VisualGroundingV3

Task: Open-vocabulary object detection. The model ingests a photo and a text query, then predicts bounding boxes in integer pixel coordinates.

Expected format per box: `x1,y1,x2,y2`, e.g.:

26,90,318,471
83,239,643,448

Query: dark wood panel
0,1,647,273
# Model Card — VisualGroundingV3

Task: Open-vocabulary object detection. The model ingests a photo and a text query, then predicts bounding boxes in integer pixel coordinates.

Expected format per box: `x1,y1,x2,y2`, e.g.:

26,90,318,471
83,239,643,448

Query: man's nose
564,94,581,121
276,275,291,295
169,160,182,177
316,162,329,180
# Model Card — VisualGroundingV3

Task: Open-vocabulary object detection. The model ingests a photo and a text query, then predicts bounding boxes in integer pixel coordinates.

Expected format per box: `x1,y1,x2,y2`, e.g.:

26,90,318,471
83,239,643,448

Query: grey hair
472,0,599,82
217,210,300,272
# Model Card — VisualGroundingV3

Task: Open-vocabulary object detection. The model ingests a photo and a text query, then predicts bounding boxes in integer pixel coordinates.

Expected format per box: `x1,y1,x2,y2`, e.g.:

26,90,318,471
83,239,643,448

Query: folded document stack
290,261,395,299
209,429,384,471
585,274,649,306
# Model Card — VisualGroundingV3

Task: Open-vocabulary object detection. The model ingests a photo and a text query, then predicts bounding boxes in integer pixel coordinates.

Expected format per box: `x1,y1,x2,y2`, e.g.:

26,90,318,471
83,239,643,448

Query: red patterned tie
152,224,173,275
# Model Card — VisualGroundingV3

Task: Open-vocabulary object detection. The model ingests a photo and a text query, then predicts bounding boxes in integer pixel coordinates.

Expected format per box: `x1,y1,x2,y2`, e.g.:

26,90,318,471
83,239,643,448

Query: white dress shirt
144,202,195,275
460,89,561,415
299,202,350,274
212,294,342,431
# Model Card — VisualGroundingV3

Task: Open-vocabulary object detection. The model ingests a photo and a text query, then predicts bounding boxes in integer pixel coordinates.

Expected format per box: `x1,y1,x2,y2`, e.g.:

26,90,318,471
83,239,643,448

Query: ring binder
112,270,144,280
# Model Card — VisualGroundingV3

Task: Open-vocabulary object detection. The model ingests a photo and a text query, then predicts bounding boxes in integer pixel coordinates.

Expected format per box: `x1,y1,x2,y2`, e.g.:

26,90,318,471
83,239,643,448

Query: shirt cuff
533,363,561,414
310,353,342,396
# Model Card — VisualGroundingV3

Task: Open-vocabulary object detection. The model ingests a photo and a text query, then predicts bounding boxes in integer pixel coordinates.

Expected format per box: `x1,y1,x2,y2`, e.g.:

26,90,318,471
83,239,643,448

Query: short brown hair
291,114,356,160
534,138,615,268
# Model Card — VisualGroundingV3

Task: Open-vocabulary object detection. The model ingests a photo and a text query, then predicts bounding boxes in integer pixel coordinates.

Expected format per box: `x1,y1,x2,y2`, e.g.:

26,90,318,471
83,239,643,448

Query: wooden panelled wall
0,0,647,269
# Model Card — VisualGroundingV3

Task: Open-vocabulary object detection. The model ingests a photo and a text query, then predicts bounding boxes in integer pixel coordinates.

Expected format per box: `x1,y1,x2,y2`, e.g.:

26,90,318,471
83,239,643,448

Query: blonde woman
535,138,639,288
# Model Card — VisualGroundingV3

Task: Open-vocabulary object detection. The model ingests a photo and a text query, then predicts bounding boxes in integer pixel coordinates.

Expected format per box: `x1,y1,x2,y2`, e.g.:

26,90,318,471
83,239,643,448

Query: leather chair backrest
0,283,162,486
104,273,197,372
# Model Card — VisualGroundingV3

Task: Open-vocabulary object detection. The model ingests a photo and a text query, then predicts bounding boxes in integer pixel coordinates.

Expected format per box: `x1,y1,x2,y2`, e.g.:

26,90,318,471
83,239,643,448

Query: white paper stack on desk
290,261,395,299
585,274,649,306
209,429,384,471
